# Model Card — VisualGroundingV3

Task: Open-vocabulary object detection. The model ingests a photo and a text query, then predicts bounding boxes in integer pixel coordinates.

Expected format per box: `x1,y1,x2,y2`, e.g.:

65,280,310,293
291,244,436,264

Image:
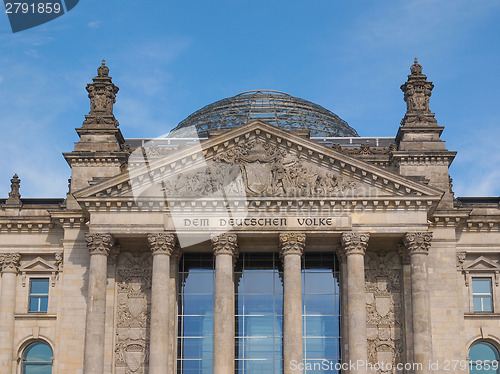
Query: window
29,278,49,313
235,253,283,374
22,342,53,374
469,342,499,374
472,278,493,312
178,253,215,374
302,253,341,373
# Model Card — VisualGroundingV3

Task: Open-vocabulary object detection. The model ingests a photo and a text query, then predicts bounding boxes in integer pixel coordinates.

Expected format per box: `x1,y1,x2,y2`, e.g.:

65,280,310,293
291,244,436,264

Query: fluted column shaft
341,232,369,374
404,232,433,374
83,234,114,374
148,233,176,374
0,253,20,374
212,233,238,374
280,233,306,374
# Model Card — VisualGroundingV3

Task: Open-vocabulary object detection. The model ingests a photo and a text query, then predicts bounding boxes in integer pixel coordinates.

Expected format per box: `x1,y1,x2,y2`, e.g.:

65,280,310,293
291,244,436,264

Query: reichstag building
0,59,499,374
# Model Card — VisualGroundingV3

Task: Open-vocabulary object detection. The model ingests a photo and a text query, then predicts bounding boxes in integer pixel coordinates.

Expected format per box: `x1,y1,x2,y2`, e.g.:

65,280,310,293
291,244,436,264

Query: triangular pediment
74,121,443,205
464,256,500,272
19,257,58,273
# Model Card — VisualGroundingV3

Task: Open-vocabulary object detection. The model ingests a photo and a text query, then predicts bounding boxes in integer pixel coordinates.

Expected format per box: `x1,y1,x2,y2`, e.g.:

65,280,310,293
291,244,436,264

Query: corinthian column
83,234,114,374
341,232,369,374
0,253,20,374
211,233,238,374
279,233,305,374
148,233,176,374
403,232,433,374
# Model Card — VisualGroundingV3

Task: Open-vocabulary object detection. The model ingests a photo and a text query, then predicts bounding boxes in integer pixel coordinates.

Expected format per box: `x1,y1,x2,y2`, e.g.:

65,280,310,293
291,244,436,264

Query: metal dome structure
170,90,359,138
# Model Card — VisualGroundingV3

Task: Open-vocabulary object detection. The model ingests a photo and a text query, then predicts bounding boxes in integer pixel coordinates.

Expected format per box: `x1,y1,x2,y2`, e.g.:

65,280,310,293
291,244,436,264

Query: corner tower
63,61,128,193
393,59,457,208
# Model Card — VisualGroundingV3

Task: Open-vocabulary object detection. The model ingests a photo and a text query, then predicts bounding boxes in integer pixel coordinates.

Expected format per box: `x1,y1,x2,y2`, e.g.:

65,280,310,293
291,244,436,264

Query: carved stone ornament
457,252,466,269
86,60,119,115
340,232,370,256
400,58,437,127
86,233,115,256
134,137,363,200
279,232,306,258
55,252,63,271
0,253,21,273
147,233,176,255
365,251,403,369
211,233,238,257
6,174,21,204
403,232,432,255
115,252,152,374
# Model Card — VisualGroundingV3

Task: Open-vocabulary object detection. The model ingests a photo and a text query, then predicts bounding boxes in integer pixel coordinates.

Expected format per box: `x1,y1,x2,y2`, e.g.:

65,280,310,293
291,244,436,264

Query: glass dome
170,90,358,138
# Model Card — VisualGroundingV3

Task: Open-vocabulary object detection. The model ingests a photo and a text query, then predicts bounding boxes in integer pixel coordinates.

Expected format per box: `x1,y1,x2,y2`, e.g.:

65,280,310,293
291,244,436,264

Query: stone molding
86,233,115,256
403,232,432,255
340,232,370,256
0,253,21,273
147,233,176,256
170,246,182,263
279,232,306,258
211,233,238,257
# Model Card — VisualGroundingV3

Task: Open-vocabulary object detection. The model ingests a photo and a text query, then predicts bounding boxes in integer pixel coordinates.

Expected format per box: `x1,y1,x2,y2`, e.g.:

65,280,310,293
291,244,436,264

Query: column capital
0,253,21,273
211,233,238,257
403,232,432,255
279,232,305,258
86,233,115,256
148,233,176,256
340,232,370,256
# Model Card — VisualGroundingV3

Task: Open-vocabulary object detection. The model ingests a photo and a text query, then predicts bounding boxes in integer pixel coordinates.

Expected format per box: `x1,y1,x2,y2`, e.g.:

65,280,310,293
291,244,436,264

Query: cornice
76,196,439,214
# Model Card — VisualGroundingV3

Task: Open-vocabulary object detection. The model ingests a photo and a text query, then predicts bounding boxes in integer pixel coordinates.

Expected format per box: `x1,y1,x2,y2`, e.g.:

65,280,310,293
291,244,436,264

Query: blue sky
0,0,499,197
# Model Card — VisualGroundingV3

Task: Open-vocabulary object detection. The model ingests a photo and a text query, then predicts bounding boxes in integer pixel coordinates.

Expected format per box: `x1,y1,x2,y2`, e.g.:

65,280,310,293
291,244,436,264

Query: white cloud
87,21,100,29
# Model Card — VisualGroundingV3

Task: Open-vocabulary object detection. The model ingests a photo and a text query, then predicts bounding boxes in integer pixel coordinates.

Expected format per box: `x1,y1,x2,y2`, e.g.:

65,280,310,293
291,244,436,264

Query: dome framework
170,90,359,138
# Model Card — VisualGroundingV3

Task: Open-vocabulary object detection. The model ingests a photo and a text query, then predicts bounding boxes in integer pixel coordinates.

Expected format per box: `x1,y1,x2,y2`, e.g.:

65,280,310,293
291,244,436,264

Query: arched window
469,342,499,374
22,342,53,374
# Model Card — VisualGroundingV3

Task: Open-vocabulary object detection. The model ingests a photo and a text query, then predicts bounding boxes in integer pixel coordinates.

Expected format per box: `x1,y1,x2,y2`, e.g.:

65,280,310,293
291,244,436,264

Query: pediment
74,121,443,205
19,257,58,273
464,256,500,272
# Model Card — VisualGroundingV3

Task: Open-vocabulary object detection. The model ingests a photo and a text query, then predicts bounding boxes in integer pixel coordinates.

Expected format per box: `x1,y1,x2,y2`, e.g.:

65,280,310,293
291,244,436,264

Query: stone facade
0,60,499,374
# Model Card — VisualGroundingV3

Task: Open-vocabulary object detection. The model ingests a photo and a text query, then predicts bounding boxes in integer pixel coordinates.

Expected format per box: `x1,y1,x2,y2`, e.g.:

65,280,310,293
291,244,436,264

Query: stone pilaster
148,233,176,374
403,232,433,374
337,249,349,371
212,233,238,374
168,247,181,374
83,233,114,374
0,253,20,374
279,232,305,374
341,232,369,374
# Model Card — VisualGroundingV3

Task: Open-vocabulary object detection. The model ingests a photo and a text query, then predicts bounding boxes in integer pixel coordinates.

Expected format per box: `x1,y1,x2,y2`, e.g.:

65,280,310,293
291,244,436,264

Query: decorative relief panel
365,251,403,372
115,252,152,374
132,138,368,199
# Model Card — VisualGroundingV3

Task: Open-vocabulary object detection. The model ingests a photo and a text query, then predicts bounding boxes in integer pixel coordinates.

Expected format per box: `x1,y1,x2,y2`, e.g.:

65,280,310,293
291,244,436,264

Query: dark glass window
302,253,341,373
472,278,493,312
29,278,49,313
235,253,283,374
178,253,215,374
469,342,499,374
22,342,53,374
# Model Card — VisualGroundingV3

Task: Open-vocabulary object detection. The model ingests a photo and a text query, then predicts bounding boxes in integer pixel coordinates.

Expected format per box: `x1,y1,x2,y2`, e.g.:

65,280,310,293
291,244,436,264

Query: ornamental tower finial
399,57,437,127
97,59,109,77
410,57,423,75
6,174,21,204
86,59,118,116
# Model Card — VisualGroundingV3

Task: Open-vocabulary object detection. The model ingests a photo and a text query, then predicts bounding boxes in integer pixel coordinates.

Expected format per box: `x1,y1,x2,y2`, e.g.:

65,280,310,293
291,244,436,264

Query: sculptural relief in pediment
154,138,375,199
